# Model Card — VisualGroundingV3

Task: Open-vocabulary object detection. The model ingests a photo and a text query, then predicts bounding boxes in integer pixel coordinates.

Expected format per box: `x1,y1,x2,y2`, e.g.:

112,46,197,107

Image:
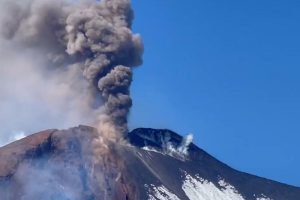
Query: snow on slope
146,172,273,200
145,184,180,200
182,174,244,200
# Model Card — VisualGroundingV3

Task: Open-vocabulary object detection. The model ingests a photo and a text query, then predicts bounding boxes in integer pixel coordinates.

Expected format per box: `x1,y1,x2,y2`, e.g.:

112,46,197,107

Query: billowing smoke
0,0,143,143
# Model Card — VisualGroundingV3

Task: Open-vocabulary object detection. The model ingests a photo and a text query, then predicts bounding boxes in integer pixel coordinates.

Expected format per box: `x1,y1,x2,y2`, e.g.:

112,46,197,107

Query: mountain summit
0,126,299,200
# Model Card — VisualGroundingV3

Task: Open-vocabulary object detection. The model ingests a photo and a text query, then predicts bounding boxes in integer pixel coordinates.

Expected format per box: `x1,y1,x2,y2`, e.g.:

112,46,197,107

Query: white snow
182,173,274,200
182,174,245,200
145,184,180,200
142,146,162,154
145,172,273,200
255,194,273,200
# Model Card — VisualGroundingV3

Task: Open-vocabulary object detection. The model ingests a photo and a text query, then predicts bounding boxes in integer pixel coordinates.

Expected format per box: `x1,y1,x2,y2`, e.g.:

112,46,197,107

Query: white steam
177,134,194,155
143,133,194,158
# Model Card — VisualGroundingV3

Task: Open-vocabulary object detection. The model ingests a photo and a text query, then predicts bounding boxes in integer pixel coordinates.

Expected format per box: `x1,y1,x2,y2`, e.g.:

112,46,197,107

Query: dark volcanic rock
0,126,299,200
129,128,300,200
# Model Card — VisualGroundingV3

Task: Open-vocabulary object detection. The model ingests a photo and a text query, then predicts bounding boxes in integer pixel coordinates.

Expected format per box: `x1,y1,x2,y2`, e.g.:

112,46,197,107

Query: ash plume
0,0,143,142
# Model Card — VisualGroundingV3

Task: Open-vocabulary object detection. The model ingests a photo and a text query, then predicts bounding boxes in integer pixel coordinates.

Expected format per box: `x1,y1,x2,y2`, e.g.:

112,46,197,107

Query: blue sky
129,0,300,187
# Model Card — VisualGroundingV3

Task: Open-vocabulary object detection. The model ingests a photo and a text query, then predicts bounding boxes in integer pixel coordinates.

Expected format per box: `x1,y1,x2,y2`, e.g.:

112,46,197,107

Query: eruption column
0,0,144,140
64,0,143,138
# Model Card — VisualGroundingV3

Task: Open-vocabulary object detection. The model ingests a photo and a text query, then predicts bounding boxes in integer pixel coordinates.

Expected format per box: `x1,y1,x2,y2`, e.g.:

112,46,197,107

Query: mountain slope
0,126,299,200
128,128,300,200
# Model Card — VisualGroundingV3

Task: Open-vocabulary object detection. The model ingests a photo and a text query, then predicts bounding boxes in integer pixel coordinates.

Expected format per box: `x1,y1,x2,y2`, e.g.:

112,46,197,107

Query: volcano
0,126,299,200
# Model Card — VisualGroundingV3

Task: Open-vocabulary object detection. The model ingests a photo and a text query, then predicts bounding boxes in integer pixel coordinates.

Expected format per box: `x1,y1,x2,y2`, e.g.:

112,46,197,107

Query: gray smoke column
0,0,143,140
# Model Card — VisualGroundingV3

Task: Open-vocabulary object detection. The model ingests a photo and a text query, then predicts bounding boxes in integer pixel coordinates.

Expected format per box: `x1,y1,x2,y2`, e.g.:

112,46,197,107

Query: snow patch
182,173,273,200
255,194,273,200
142,146,162,154
145,173,273,200
182,173,245,200
145,184,180,200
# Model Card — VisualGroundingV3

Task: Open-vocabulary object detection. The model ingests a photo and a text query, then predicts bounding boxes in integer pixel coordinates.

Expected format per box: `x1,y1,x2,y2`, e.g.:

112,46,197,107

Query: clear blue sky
129,0,300,187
